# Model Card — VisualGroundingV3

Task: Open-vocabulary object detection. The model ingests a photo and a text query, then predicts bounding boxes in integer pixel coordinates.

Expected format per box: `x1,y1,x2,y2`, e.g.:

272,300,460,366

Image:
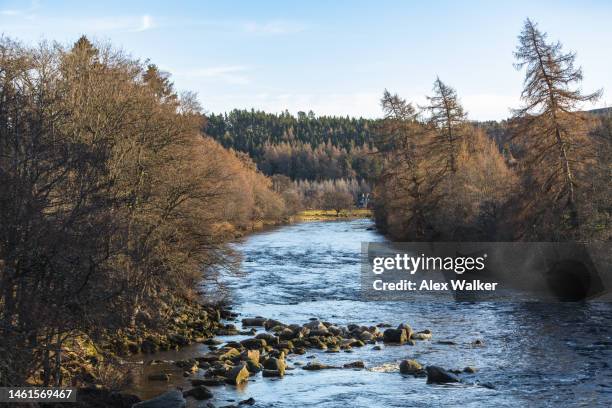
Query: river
130,219,612,407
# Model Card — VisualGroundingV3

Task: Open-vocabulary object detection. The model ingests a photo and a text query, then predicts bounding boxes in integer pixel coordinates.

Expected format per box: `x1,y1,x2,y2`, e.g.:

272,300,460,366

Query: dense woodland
0,17,610,394
205,110,380,181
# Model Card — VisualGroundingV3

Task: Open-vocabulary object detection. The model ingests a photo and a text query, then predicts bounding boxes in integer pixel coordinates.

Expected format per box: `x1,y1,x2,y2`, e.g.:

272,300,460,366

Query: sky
1,0,610,120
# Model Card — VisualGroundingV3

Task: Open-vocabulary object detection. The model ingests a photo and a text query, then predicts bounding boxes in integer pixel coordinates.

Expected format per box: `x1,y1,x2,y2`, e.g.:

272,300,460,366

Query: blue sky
1,0,610,120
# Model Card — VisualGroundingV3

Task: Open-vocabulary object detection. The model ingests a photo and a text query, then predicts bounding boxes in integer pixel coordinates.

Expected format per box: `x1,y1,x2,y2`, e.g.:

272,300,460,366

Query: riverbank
296,209,372,221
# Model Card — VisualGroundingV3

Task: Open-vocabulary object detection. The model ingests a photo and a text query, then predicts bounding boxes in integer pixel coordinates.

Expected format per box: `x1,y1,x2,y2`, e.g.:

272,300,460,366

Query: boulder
183,385,213,400
397,323,413,339
241,349,260,365
463,366,478,374
383,329,407,344
426,366,460,384
399,359,422,374
175,359,198,372
224,363,250,385
343,361,365,369
239,397,256,405
302,361,338,370
359,331,374,341
262,369,284,377
279,328,296,340
255,332,279,346
240,338,266,350
132,390,185,408
220,348,241,361
264,319,284,330
262,357,286,376
304,320,326,331
245,360,262,374
241,317,267,327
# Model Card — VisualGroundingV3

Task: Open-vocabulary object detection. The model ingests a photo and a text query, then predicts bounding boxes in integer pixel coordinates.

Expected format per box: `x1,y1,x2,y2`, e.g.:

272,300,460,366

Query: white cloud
133,15,154,32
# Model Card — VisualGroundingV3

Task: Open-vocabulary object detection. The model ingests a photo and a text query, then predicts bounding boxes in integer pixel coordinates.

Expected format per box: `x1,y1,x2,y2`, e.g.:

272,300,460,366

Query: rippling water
131,219,612,407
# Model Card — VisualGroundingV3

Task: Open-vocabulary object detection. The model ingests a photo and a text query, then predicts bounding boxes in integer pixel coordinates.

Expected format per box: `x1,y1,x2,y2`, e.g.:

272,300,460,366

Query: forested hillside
204,110,381,181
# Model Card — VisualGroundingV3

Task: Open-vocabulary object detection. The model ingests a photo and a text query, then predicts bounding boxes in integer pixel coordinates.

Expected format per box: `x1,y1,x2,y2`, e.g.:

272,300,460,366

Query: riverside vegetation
0,17,610,407
0,36,290,391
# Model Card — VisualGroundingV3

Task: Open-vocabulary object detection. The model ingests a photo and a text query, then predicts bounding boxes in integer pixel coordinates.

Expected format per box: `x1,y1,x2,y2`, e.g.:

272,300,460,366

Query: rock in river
242,317,267,327
133,390,186,408
343,361,365,369
302,361,338,370
225,363,250,385
383,328,407,344
147,373,170,381
399,359,422,374
426,366,460,384
183,385,213,400
411,329,432,340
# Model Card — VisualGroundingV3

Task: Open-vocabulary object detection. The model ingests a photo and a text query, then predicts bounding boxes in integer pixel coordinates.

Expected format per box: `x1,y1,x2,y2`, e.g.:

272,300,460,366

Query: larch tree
513,18,601,234
422,78,467,175
375,90,440,239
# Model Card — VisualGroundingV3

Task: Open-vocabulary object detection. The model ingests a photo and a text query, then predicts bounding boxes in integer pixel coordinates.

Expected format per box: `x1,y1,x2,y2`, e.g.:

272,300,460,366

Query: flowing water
130,219,612,407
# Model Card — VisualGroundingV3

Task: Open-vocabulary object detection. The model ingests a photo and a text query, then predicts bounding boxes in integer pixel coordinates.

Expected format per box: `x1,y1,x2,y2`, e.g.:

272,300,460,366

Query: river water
131,219,612,407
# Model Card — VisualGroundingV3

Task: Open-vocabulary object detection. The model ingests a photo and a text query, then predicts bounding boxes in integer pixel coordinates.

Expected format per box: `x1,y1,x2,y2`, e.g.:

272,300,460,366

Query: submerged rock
147,373,170,381
302,361,338,370
343,361,365,369
426,366,461,384
411,329,432,340
183,385,213,400
133,390,185,408
191,377,226,386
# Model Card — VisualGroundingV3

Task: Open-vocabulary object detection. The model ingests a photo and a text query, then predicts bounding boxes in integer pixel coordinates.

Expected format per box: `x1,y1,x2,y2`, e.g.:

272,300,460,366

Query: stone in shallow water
183,385,213,400
147,373,170,381
302,361,338,370
343,361,365,369
399,359,422,374
411,329,432,340
242,317,267,327
426,366,460,384
191,377,226,386
383,328,407,344
133,390,185,408
225,363,250,385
